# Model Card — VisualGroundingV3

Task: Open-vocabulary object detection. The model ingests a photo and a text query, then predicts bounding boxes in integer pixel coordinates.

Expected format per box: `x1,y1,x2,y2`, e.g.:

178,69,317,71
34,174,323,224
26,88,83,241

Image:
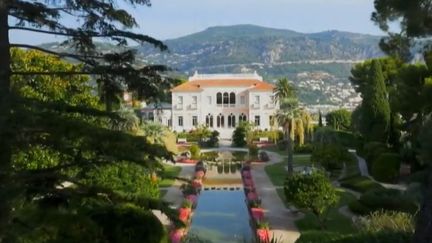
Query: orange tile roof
171,79,274,92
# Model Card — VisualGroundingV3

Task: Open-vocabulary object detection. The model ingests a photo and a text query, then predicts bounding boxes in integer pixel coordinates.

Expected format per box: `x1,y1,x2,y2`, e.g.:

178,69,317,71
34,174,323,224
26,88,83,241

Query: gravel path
252,150,301,243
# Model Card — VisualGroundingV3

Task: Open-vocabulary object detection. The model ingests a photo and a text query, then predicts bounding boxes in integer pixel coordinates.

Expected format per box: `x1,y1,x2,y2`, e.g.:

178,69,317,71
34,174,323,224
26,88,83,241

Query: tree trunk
412,170,432,243
0,2,12,238
287,127,294,175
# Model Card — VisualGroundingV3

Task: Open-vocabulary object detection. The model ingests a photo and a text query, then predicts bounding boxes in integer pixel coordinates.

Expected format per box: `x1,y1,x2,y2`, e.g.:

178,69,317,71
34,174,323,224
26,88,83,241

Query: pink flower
192,179,203,188
256,229,270,243
178,208,190,222
244,178,254,186
195,170,205,179
186,194,198,204
170,229,184,243
251,207,264,221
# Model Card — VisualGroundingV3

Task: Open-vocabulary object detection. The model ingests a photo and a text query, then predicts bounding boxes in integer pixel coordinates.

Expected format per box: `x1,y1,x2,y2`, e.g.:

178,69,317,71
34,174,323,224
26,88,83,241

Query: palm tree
274,78,300,175
274,78,296,104
276,97,301,175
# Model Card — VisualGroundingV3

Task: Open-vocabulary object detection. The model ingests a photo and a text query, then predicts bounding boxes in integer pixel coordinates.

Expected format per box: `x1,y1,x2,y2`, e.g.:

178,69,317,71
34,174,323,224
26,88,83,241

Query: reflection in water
188,190,252,243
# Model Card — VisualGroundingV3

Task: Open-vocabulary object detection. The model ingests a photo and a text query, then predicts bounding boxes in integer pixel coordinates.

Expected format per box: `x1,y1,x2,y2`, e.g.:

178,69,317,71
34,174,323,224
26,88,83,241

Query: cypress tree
362,60,391,142
318,110,323,127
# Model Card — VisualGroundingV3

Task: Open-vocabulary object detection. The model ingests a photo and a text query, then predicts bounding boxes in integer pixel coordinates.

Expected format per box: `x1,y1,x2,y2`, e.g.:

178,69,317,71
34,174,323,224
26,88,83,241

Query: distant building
139,102,172,127
170,72,278,139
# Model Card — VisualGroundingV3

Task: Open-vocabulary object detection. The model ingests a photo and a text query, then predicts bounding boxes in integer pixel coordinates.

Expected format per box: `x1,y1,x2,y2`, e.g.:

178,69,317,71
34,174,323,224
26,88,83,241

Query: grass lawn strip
159,164,182,188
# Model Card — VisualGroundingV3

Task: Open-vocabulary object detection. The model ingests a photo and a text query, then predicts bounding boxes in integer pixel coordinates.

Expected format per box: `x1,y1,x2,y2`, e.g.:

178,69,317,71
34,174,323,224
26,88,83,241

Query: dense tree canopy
325,109,351,130
3,49,175,242
0,1,179,241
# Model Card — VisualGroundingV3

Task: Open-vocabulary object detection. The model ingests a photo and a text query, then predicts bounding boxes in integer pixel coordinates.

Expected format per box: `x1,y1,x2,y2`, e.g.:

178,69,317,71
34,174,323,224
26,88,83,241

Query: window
239,113,247,122
168,119,172,127
223,92,229,105
217,114,224,128
178,116,183,126
254,95,260,104
270,95,275,104
177,96,183,105
254,115,260,126
229,92,236,105
240,96,246,104
269,115,275,126
216,93,222,105
227,113,236,128
192,116,198,126
206,114,213,127
192,96,197,104
207,96,212,105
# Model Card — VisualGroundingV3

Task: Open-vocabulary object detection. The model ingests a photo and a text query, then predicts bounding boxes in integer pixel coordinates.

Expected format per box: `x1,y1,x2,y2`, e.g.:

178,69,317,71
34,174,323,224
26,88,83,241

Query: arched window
216,92,222,105
206,114,214,127
229,92,236,105
217,113,224,127
223,92,229,105
239,113,247,123
228,113,236,128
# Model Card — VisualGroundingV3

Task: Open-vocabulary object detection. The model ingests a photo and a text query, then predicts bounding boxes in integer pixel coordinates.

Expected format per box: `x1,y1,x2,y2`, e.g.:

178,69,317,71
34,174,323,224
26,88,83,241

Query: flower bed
169,162,205,243
241,164,271,243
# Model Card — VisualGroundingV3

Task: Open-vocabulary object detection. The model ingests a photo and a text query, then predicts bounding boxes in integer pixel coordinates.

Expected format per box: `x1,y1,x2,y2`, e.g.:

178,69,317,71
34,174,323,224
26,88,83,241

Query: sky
10,0,383,44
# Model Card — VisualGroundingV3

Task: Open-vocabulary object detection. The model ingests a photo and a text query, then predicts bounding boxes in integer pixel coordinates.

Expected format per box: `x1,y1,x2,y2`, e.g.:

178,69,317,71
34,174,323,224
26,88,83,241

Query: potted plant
251,207,264,221
248,199,261,208
169,228,185,243
256,220,270,243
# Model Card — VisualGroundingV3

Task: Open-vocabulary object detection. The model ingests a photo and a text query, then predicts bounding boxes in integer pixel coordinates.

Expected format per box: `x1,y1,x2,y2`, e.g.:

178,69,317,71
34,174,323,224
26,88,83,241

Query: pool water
188,190,253,243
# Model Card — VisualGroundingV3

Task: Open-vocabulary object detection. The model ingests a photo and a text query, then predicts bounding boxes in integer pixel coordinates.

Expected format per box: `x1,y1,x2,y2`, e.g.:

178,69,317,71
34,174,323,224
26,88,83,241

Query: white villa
170,72,279,139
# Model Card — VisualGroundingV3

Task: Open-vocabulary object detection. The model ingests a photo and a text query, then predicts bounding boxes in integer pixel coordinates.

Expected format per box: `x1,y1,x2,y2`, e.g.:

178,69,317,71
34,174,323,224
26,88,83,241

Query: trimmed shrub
294,143,313,154
311,144,353,171
371,153,401,182
189,144,200,160
313,127,361,148
358,188,419,214
232,125,248,147
296,231,412,243
407,170,429,185
363,141,389,169
348,200,370,215
339,176,384,193
248,144,259,160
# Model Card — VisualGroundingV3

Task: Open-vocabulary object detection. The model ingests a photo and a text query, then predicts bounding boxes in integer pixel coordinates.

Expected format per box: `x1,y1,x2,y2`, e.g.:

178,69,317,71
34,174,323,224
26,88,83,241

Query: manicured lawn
264,155,312,187
295,189,357,234
293,154,312,167
265,162,287,187
159,164,182,188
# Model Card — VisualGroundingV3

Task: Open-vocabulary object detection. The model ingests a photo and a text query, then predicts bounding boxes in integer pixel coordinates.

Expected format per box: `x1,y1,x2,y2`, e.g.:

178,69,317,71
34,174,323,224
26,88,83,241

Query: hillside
39,25,385,107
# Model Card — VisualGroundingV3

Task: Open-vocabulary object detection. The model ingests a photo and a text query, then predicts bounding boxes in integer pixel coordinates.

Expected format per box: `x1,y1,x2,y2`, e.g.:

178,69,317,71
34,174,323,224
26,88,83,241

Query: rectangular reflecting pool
188,189,253,243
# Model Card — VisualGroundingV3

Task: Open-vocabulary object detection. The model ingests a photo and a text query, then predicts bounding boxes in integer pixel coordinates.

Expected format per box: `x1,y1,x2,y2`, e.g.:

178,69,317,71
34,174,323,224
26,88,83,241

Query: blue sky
10,0,382,44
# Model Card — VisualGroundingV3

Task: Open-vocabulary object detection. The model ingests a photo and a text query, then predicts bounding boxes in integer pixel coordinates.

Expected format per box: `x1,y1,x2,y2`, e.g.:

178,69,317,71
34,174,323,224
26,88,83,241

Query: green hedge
294,144,314,154
339,176,384,193
296,231,412,243
313,127,361,148
363,142,389,170
351,188,419,215
371,153,401,183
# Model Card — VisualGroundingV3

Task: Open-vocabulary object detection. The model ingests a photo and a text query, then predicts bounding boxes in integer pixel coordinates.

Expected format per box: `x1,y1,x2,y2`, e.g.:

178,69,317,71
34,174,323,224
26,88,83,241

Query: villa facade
171,72,278,139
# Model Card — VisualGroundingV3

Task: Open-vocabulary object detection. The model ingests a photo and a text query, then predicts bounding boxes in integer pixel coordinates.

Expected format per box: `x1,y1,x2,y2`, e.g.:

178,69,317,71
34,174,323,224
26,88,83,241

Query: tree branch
10,44,103,62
